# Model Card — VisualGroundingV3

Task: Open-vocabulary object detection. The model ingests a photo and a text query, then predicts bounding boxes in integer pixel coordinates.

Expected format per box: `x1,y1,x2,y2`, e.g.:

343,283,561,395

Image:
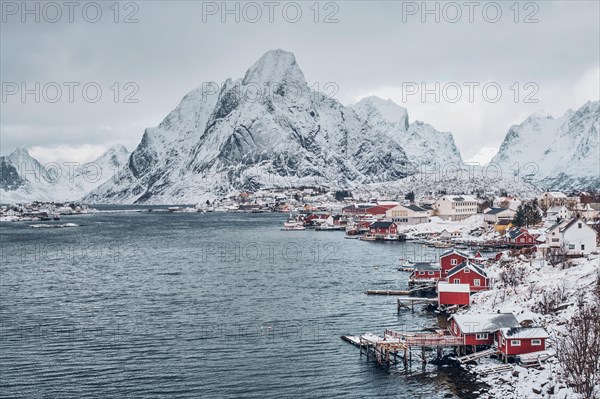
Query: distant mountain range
1,49,597,204
0,145,129,203
490,100,599,191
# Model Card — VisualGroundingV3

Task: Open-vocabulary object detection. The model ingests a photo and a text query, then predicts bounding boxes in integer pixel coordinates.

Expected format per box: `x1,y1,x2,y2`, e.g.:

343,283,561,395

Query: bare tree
546,246,568,268
556,288,600,398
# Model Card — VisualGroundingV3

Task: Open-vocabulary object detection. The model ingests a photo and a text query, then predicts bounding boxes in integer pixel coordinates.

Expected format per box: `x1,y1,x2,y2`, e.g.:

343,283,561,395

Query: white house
545,205,571,223
433,195,478,221
493,196,522,211
484,207,516,224
440,229,462,239
561,217,598,255
547,217,598,255
385,204,429,225
538,191,568,209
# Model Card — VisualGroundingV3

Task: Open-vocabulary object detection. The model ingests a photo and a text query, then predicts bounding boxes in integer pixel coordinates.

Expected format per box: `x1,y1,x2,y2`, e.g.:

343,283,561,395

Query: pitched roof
485,207,511,215
438,282,470,293
560,217,584,232
507,228,531,239
546,220,566,232
499,327,549,339
412,262,441,271
447,261,487,278
405,204,427,212
451,313,520,333
440,248,471,258
370,221,395,228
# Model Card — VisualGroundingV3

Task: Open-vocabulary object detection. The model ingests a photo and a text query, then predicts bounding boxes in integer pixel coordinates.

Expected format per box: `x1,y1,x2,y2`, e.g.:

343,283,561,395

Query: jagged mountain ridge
86,49,463,204
490,101,600,190
0,145,129,203
351,96,463,169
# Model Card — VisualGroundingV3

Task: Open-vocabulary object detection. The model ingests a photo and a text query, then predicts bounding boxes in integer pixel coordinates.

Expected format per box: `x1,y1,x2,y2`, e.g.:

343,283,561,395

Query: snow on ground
396,214,487,239
461,254,600,398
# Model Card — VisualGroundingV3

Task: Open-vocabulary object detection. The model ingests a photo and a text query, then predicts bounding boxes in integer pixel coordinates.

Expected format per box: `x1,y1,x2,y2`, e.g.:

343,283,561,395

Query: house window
511,340,521,346
451,259,457,265
428,271,434,275
453,278,460,284
532,339,542,346
581,244,585,250
552,238,559,242
578,223,582,228
568,244,575,250
464,269,470,273
476,333,488,340
419,271,425,275
474,279,481,287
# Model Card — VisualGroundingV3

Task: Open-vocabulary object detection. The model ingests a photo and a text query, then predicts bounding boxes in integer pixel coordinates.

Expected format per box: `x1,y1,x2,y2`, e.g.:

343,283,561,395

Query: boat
397,258,416,272
359,233,377,241
315,224,341,231
383,234,399,241
282,224,306,231
53,214,60,220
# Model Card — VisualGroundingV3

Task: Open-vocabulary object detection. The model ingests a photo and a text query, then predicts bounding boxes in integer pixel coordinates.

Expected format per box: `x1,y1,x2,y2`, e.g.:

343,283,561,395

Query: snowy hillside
490,101,600,190
85,50,419,204
0,145,129,203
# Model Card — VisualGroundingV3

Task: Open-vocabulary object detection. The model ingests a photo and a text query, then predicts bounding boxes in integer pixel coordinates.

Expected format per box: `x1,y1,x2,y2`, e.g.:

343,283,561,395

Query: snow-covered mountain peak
528,110,553,120
242,49,306,88
491,100,599,190
352,96,409,129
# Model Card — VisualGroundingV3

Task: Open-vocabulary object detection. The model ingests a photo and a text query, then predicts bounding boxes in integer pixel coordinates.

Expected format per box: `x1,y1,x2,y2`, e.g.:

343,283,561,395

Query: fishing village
279,190,600,398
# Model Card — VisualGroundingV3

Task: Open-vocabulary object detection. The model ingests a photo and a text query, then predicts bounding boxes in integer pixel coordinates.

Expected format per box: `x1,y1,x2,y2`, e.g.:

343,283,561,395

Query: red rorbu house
356,220,372,233
439,249,470,277
437,282,470,307
369,221,398,236
305,213,329,226
506,228,536,247
447,261,489,292
496,327,549,358
410,263,442,281
449,313,520,348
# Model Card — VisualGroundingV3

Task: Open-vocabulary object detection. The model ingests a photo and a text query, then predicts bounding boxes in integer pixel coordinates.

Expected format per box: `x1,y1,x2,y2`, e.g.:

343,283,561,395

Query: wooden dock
479,364,513,376
341,329,467,368
456,347,499,364
396,297,438,312
366,285,436,296
366,289,413,295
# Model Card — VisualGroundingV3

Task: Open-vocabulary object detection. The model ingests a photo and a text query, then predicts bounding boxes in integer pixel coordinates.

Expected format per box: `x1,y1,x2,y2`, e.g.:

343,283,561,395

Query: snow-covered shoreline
458,254,599,398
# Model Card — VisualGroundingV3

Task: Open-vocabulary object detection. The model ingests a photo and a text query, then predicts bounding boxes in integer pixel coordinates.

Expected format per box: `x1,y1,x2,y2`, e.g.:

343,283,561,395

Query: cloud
29,144,119,164
466,146,499,165
574,65,600,105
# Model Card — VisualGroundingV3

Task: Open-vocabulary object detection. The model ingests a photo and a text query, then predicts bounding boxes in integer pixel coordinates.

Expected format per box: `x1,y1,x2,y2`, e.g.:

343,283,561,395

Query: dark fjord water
1,212,483,398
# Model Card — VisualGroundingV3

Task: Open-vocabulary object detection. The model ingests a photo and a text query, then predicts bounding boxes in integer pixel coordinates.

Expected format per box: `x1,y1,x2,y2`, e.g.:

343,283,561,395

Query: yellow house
495,220,513,234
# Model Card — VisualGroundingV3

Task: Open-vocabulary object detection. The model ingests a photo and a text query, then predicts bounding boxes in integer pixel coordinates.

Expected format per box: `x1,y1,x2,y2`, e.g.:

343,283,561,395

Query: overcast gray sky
1,0,599,164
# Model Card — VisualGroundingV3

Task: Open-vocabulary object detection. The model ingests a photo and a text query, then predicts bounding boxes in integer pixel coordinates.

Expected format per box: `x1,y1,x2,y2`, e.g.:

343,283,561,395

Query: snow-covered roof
441,195,477,203
485,207,512,215
499,327,549,339
438,282,470,293
451,313,520,333
447,261,487,277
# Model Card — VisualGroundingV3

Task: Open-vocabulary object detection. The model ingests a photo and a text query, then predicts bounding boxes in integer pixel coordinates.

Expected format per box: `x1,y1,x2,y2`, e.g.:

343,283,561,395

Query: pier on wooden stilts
365,285,436,296
396,297,438,313
341,329,466,369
